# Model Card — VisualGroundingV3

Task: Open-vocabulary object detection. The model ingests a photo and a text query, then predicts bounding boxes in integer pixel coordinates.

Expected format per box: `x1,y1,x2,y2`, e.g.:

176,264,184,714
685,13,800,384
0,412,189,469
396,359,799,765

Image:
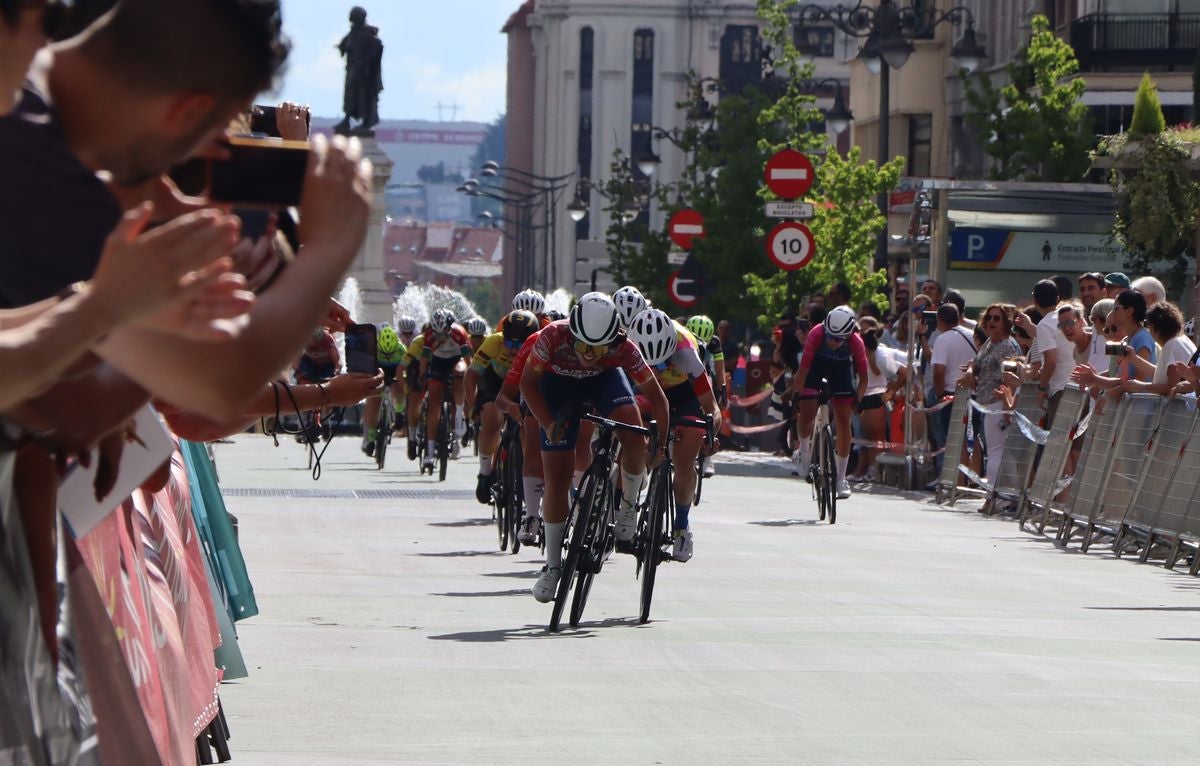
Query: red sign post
667,271,699,308
766,221,816,271
668,208,706,250
763,149,815,200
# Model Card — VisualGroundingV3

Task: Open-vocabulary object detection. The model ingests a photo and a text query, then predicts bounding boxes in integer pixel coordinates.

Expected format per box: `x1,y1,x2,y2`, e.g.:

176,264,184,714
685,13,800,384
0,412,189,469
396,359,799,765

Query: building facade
502,0,854,297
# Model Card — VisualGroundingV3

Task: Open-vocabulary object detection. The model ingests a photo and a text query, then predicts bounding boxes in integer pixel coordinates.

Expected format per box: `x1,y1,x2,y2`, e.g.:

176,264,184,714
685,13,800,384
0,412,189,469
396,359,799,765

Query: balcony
1070,13,1200,72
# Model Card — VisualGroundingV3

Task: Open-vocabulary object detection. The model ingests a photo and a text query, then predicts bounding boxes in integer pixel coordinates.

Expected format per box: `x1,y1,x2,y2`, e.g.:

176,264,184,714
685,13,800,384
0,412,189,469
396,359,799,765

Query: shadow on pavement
1085,606,1200,612
431,588,528,598
428,518,491,528
747,519,820,527
428,625,591,642
481,570,542,579
413,550,501,558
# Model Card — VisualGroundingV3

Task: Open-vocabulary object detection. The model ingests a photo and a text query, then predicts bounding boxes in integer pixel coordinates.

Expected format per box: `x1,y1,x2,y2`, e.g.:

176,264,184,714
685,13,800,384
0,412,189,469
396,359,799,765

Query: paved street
213,434,1199,765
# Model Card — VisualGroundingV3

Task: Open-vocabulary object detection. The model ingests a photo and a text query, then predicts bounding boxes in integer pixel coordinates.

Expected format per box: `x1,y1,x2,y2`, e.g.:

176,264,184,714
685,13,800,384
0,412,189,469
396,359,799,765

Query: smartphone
922,311,938,326
209,136,310,208
344,323,378,374
234,208,273,241
250,104,311,138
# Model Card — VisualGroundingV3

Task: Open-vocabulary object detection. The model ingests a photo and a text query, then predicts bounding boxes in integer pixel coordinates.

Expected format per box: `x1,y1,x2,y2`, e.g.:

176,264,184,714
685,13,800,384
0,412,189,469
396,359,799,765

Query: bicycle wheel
507,436,524,555
550,472,595,632
693,454,704,506
437,403,450,482
813,436,827,522
821,426,837,525
639,463,671,624
374,405,389,470
493,448,508,551
570,481,610,628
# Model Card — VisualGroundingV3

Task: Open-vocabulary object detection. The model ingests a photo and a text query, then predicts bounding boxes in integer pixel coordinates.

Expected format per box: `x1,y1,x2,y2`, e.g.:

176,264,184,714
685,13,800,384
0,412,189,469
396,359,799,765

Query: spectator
893,282,910,314
772,313,802,373
958,303,1020,486
1130,275,1166,307
921,278,942,305
716,319,740,368
1011,307,1042,357
850,316,905,483
1056,304,1091,365
1086,298,1114,372
1076,302,1193,395
1077,272,1105,314
1103,272,1131,298
1111,289,1156,381
930,303,976,472
942,288,975,330
857,301,882,321
1029,279,1073,422
827,282,852,308
1051,275,1073,302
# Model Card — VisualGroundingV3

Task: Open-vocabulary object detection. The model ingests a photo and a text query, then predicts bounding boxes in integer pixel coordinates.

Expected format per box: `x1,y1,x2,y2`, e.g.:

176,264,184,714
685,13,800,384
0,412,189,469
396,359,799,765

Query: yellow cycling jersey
469,333,519,377
653,322,707,390
401,334,425,366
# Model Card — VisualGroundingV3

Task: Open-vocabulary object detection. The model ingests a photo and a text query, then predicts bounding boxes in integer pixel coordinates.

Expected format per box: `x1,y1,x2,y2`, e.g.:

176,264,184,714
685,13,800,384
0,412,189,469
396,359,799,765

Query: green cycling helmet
686,315,715,343
378,325,401,356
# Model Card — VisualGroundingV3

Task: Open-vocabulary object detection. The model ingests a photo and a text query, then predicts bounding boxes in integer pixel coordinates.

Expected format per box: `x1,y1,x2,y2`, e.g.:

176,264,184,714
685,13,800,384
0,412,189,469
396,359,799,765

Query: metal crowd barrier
1086,393,1163,552
1163,402,1200,574
985,385,1044,512
1057,397,1124,548
1019,385,1088,533
934,388,981,505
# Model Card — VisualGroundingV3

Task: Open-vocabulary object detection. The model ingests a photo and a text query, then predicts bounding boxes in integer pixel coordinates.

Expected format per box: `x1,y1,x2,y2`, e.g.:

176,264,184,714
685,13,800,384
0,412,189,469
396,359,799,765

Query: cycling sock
426,439,436,457
794,441,811,471
523,477,544,518
572,469,584,489
479,454,492,475
408,426,417,441
544,522,566,568
835,455,849,484
367,428,377,442
619,468,644,509
674,504,690,531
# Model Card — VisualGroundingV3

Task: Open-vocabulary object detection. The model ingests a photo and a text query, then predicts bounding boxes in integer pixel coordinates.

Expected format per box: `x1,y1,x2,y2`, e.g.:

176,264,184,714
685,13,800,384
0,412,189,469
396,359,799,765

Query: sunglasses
574,340,609,357
1057,318,1077,330
984,314,1004,323
503,338,521,349
1104,325,1119,334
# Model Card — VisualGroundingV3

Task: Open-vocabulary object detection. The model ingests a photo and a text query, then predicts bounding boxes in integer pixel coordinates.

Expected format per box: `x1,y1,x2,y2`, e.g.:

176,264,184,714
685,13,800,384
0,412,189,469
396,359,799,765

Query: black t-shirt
0,80,122,307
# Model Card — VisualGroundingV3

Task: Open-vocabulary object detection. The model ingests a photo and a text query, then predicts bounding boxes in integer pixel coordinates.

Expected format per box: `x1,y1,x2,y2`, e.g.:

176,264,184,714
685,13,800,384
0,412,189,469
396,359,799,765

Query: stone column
343,136,395,326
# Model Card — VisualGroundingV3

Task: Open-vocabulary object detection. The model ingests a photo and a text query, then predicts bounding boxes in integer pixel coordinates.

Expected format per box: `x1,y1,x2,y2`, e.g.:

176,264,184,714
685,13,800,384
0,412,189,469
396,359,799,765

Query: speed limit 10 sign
766,221,815,271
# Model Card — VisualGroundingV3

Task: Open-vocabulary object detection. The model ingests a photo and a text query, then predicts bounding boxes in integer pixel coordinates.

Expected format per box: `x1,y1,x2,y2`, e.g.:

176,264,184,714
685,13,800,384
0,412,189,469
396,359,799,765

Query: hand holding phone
344,323,379,375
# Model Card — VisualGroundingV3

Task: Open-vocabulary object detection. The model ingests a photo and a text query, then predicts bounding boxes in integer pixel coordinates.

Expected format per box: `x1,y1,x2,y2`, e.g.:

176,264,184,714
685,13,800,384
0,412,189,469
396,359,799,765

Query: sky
275,0,516,123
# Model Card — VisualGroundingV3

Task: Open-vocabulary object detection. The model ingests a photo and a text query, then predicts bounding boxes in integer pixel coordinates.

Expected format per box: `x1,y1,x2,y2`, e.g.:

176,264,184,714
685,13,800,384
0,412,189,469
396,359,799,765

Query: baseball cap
1104,272,1131,289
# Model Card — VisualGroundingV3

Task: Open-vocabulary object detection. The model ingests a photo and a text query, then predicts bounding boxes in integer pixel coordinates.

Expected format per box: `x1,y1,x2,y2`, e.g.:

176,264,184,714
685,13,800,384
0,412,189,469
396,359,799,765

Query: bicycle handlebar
582,412,651,437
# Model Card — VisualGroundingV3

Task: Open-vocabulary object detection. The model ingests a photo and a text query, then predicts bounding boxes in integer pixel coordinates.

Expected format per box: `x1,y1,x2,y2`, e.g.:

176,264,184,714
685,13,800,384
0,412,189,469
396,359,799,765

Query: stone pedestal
344,136,394,326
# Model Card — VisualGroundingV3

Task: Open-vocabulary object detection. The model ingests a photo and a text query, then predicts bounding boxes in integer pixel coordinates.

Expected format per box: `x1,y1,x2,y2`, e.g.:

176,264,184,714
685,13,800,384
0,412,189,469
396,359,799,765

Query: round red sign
763,149,815,200
668,208,705,251
766,221,815,271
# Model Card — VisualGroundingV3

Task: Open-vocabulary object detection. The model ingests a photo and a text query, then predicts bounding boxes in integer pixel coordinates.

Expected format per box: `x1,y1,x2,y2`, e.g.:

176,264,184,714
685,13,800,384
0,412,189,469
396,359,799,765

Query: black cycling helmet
502,310,539,344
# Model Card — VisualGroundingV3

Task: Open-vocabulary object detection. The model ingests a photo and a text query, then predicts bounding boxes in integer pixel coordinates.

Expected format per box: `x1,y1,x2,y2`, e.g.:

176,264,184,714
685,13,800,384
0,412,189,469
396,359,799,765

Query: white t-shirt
1087,327,1108,372
1036,311,1074,395
865,346,906,396
1154,335,1198,386
931,325,977,393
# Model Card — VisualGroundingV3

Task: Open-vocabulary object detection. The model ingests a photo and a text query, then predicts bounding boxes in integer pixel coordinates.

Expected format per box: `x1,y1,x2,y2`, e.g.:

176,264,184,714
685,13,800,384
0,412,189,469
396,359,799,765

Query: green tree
963,14,1093,181
1128,72,1166,139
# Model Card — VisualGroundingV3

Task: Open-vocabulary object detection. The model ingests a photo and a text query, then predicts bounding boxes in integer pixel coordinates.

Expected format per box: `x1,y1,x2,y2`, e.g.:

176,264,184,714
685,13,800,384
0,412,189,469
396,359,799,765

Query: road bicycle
374,388,397,471
491,416,525,553
637,415,712,624
549,412,652,632
807,388,837,525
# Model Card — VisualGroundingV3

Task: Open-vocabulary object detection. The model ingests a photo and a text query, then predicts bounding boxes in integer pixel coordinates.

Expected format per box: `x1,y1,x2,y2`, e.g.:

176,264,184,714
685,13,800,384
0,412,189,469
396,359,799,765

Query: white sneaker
532,566,560,603
836,480,851,499
702,456,715,478
614,500,637,542
519,517,541,545
672,529,694,562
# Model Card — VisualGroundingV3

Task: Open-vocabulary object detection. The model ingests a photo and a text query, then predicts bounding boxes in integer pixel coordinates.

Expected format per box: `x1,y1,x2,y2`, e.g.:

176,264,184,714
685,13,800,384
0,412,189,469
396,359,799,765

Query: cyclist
496,288,549,334
417,308,471,472
401,323,427,460
295,326,340,385
495,327,548,544
613,285,648,330
520,292,669,602
790,305,868,500
628,309,722,562
362,324,406,457
396,315,418,348
686,314,725,478
466,309,539,504
464,316,489,353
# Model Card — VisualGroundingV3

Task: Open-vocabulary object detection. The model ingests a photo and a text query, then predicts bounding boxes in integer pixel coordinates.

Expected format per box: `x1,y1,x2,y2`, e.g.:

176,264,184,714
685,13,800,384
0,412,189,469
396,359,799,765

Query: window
793,25,835,57
907,114,932,178
630,29,655,236
721,25,762,93
576,27,594,241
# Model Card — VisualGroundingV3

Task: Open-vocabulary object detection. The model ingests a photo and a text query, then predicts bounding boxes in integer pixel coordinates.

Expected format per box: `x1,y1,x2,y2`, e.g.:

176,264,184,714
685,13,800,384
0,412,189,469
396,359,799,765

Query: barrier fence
936,385,1200,577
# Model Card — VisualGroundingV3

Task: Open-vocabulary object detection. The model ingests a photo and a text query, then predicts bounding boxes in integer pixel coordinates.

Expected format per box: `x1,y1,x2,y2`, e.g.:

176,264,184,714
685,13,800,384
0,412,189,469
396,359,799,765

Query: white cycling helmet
568,292,620,346
431,308,456,334
823,305,857,339
512,289,545,315
397,315,417,334
628,308,678,366
465,317,488,336
612,285,647,329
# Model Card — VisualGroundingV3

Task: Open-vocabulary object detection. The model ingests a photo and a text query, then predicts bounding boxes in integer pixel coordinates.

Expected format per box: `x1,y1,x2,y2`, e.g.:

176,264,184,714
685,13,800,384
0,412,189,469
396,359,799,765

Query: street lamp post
790,0,985,269
458,180,542,290
478,162,574,294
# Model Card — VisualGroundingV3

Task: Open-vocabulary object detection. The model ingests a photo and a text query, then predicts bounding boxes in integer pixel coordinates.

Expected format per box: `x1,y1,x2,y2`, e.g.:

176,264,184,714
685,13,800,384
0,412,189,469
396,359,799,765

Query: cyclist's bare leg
610,404,648,509
479,401,503,461
522,413,545,523
673,427,703,509
452,372,466,435
362,395,381,439
573,419,594,488
540,448,575,571
833,401,854,485
793,398,818,468
406,389,422,432
425,379,446,457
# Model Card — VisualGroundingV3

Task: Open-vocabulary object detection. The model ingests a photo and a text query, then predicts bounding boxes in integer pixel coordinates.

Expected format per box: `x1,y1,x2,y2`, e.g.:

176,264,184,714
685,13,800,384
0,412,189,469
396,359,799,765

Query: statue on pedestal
334,6,383,136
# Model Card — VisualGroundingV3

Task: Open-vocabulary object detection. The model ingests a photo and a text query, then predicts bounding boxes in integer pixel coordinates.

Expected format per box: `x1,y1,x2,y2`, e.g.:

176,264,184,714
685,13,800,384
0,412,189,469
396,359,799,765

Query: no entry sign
764,149,815,200
668,208,705,250
766,221,815,271
667,271,699,308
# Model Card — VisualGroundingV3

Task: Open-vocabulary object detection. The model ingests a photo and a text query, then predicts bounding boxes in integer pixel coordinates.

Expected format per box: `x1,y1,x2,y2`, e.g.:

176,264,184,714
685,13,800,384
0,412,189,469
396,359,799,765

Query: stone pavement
212,434,1199,765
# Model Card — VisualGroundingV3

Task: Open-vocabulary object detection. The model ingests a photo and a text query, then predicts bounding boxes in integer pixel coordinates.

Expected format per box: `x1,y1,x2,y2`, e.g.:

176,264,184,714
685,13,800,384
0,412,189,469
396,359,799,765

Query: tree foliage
963,14,1093,181
1128,72,1166,139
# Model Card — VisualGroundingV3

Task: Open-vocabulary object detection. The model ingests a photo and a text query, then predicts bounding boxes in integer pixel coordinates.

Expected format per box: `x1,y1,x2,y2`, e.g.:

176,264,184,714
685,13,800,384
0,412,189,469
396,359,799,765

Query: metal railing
1071,13,1200,71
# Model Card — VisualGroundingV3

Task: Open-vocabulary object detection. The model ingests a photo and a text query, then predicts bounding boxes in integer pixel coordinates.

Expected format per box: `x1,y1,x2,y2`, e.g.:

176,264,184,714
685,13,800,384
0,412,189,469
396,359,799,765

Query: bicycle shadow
747,519,821,527
481,570,542,579
413,550,502,558
430,588,528,598
428,518,491,528
427,624,591,642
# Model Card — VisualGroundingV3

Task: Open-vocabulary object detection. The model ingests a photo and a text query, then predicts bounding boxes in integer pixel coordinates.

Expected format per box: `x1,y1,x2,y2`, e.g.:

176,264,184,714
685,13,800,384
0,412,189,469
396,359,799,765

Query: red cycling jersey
421,324,471,360
529,321,653,384
798,324,869,380
501,330,541,397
